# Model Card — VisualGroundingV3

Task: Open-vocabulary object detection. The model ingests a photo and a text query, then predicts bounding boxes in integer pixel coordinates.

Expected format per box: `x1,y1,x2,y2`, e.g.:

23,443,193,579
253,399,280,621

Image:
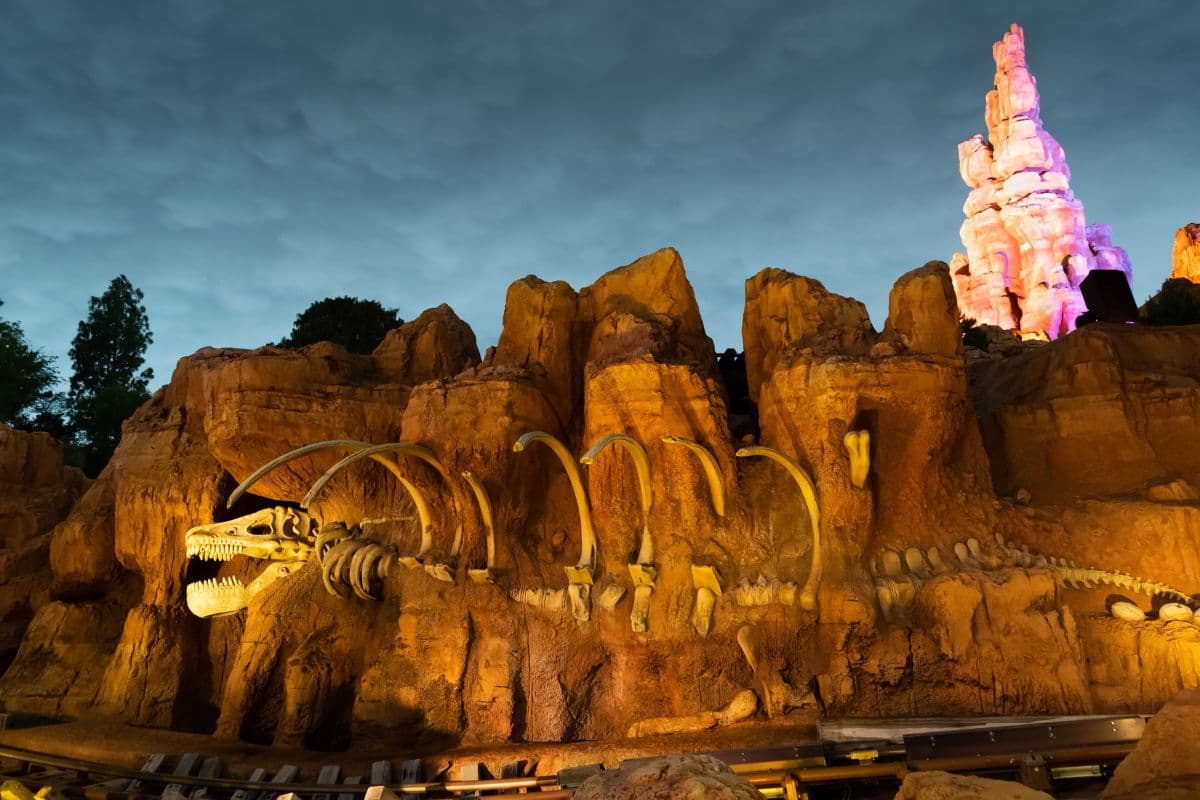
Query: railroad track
0,715,1148,800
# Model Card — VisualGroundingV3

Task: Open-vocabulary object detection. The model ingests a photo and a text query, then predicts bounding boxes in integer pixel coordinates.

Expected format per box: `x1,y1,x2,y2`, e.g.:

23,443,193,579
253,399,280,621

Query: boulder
372,303,480,384
573,755,764,800
1102,688,1200,799
881,262,963,358
896,771,1052,799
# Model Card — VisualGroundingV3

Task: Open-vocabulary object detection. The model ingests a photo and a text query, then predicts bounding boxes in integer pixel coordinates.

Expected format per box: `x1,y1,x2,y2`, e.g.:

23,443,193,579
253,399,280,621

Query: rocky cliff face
1172,223,1200,282
951,24,1132,339
0,426,89,672
3,248,1200,751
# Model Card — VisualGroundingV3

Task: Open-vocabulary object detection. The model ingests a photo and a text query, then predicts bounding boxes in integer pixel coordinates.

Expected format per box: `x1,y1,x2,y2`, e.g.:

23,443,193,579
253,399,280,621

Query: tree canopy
278,296,401,354
0,299,59,427
1141,278,1200,327
68,275,153,475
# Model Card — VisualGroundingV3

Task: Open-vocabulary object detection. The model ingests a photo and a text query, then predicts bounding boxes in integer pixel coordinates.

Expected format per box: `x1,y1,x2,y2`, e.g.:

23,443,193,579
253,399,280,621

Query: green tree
0,298,59,427
278,296,401,354
1141,278,1200,326
68,275,153,476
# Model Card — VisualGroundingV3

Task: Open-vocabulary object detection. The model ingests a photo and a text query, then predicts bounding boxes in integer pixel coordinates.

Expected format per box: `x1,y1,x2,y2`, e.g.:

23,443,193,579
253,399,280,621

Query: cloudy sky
2,0,1196,388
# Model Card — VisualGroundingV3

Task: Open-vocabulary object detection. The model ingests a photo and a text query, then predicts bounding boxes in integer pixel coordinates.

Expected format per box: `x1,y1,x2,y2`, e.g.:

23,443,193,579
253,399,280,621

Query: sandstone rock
1102,688,1200,799
758,354,993,559
0,425,90,670
0,425,89,546
1079,615,1200,712
573,755,764,800
11,246,1200,750
971,324,1200,503
1171,223,1200,282
881,262,962,358
49,467,118,598
372,303,480,384
579,247,714,371
490,276,580,425
0,599,128,717
951,24,1132,338
742,268,875,403
896,771,1052,799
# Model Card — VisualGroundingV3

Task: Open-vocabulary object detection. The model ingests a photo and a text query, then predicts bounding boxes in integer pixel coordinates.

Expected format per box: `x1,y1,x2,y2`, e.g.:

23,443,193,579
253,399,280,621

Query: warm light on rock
1172,222,1200,282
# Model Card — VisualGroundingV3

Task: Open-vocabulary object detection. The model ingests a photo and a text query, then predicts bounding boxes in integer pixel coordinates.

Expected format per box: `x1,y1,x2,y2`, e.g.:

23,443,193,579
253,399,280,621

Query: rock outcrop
0,425,89,670
1102,688,1200,799
4,247,1200,753
951,23,1132,339
969,324,1200,504
1171,223,1200,283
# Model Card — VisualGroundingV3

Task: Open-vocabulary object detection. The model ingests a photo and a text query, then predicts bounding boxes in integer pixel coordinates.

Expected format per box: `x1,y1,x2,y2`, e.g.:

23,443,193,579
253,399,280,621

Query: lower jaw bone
186,580,250,617
185,562,298,618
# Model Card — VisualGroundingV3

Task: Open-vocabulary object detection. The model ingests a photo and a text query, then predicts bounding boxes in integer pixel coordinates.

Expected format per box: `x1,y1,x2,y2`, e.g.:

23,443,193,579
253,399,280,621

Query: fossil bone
186,564,297,618
1159,602,1193,622
875,576,919,623
690,565,723,637
927,547,952,575
510,587,567,610
625,690,757,738
736,624,812,718
228,439,435,564
731,576,797,607
304,441,462,574
597,582,626,610
626,564,657,633
513,431,597,622
184,507,317,617
581,433,654,565
1110,600,1146,622
735,445,822,611
875,535,1197,620
582,433,656,631
879,550,903,577
462,470,496,583
312,522,397,600
661,435,726,517
843,429,870,489
904,548,931,579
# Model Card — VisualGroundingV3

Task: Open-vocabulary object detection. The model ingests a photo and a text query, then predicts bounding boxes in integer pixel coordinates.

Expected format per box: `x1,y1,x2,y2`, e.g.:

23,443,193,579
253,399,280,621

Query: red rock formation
1172,223,1200,282
951,24,1132,338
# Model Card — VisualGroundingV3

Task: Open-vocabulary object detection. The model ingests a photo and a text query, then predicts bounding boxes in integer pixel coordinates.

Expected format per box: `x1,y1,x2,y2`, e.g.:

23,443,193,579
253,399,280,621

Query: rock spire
1172,223,1200,283
950,23,1132,339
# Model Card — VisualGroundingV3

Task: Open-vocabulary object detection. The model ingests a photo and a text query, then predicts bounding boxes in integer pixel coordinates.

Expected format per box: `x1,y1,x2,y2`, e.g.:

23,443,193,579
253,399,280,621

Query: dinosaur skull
185,506,316,617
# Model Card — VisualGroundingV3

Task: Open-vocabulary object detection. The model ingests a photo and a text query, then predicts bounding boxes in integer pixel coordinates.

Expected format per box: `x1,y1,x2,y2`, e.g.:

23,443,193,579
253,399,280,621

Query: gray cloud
0,0,1196,390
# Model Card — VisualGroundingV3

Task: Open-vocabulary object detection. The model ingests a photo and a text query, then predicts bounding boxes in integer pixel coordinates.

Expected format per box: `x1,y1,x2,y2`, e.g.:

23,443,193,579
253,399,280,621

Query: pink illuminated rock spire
950,24,1132,339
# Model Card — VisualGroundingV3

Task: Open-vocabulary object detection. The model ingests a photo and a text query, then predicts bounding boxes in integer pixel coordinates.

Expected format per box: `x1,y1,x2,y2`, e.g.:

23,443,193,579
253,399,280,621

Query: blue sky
1,0,1196,387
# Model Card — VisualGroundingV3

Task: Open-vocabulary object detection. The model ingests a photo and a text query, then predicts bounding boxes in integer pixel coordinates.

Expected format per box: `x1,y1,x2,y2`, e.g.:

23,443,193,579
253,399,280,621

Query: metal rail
0,716,1145,799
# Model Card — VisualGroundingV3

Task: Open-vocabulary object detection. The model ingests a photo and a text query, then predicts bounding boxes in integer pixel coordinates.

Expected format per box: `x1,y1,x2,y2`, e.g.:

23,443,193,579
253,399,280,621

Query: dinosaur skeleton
869,532,1195,623
184,506,316,617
